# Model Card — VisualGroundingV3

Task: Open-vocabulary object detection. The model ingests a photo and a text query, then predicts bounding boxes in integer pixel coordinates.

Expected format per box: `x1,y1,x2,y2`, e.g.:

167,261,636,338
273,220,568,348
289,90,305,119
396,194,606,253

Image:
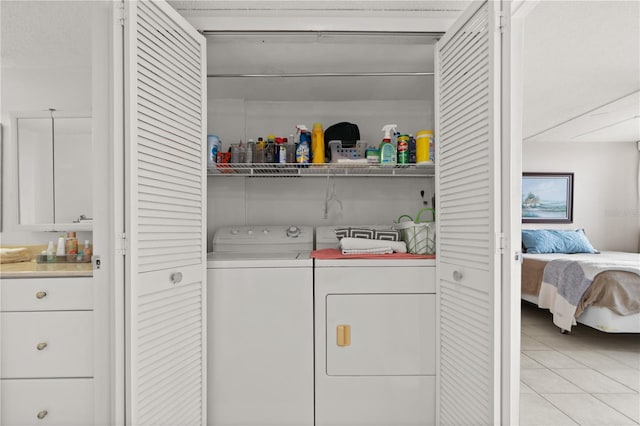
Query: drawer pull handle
37,409,48,419
36,291,47,299
337,324,351,347
36,342,48,351
453,270,464,281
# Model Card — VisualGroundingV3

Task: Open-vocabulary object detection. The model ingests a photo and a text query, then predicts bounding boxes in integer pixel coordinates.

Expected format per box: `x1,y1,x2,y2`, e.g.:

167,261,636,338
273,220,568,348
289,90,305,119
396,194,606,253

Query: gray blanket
542,260,593,307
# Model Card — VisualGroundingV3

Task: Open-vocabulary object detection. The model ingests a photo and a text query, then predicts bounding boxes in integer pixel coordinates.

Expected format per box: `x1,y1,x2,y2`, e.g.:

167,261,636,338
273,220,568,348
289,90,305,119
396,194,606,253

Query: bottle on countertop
311,122,325,164
56,235,66,258
66,231,78,261
46,241,55,262
83,240,92,262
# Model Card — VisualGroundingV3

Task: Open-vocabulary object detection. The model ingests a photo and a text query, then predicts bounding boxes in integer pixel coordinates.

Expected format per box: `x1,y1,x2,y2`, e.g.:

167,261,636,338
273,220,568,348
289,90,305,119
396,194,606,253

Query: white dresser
1,277,95,425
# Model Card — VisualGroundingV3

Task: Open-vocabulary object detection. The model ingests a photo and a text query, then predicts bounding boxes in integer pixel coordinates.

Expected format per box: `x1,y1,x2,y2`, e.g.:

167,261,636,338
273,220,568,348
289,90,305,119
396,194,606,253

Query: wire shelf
207,163,434,177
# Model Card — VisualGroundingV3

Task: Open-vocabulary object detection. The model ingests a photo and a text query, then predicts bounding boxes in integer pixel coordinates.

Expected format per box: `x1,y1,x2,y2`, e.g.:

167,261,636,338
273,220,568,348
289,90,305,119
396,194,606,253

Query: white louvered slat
436,1,501,425
126,1,206,425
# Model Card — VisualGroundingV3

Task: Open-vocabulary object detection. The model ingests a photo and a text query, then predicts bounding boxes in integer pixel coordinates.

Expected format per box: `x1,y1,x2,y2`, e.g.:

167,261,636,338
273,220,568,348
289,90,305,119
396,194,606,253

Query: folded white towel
1,248,27,254
342,247,394,255
339,237,407,254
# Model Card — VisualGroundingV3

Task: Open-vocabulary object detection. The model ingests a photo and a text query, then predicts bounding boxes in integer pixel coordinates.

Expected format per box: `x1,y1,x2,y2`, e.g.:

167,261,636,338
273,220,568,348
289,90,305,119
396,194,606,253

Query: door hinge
116,233,128,256
495,232,505,255
498,11,505,33
117,2,125,27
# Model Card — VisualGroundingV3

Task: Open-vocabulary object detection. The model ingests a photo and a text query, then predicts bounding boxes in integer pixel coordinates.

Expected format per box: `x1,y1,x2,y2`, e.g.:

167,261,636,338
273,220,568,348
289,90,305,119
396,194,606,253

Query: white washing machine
314,225,437,426
207,225,314,426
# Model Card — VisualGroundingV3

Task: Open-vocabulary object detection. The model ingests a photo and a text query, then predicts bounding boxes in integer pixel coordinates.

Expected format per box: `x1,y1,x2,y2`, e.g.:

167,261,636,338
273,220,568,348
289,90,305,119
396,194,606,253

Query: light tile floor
520,302,640,426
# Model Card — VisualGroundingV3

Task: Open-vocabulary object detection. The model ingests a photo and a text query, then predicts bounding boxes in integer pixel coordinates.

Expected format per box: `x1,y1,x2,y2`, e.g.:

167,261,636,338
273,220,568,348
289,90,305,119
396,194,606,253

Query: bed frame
522,288,640,333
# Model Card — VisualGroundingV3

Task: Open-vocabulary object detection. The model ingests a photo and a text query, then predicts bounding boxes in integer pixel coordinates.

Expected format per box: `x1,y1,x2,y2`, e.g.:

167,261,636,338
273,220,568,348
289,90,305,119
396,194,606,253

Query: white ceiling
0,1,93,70
522,0,640,143
2,1,637,143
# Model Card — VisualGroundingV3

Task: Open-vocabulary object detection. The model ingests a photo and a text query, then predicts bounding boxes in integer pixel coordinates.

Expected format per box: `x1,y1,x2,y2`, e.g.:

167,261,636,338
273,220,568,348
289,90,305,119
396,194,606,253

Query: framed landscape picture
522,172,574,223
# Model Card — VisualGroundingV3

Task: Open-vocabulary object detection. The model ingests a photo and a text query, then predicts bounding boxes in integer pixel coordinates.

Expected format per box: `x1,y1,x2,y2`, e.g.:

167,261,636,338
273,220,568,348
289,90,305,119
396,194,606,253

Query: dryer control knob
286,226,301,238
262,229,269,234
231,228,239,235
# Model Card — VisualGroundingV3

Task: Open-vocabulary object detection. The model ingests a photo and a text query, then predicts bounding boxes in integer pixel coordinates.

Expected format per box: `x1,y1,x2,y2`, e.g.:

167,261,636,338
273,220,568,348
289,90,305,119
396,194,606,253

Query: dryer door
326,293,436,376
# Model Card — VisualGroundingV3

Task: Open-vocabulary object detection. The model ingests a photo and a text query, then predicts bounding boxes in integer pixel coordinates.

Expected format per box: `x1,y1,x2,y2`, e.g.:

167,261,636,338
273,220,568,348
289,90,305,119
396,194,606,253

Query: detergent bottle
379,124,398,165
296,125,311,164
311,122,325,164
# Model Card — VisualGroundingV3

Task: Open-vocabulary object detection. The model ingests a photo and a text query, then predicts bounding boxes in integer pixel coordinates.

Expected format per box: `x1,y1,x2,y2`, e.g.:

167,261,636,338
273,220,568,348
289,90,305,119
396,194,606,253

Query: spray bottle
379,124,398,165
296,125,311,164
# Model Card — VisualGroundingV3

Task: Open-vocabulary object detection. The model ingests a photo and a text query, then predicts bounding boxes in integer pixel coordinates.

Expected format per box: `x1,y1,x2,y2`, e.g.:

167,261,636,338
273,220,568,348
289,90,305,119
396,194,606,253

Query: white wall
207,176,435,251
1,2,93,245
522,141,640,252
206,97,437,251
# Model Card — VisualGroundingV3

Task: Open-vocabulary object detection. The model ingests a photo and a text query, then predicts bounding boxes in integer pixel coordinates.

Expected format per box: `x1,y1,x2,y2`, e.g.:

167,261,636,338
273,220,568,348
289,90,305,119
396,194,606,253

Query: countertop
1,245,93,278
0,260,93,278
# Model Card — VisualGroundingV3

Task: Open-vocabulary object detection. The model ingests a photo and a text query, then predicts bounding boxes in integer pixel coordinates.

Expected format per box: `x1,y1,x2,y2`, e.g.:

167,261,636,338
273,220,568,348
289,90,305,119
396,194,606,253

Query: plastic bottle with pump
311,122,325,164
379,124,398,165
296,125,311,164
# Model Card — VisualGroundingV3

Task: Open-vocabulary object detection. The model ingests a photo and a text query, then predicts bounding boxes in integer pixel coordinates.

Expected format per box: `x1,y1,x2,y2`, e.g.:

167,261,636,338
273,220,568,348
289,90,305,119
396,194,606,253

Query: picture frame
522,172,574,223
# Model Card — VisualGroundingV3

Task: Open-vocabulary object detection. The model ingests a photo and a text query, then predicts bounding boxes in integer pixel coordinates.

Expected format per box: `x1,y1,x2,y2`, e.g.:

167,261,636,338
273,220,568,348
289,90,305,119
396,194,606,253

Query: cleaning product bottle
296,125,310,164
207,134,222,168
379,124,398,165
311,122,325,164
416,130,433,164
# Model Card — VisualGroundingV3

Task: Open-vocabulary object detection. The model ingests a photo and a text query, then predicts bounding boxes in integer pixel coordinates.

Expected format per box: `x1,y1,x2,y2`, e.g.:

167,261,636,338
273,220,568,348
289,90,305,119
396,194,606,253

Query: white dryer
207,225,314,426
314,225,437,426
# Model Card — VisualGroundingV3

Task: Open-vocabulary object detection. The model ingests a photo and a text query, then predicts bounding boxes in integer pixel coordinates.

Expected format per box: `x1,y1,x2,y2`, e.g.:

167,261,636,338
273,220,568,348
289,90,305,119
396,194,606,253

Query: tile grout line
590,393,640,425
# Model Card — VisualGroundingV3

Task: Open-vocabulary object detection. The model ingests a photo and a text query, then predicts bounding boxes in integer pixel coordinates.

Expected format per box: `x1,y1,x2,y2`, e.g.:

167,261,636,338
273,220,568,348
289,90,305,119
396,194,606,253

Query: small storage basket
328,140,367,162
394,208,436,255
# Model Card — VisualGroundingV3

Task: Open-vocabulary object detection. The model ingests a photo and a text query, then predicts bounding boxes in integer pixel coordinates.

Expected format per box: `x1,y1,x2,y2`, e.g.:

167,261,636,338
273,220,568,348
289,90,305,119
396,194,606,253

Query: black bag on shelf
324,122,360,160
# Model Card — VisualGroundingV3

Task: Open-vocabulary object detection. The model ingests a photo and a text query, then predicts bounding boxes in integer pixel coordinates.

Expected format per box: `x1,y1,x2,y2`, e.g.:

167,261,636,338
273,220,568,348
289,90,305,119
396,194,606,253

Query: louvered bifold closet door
435,1,502,425
124,1,207,425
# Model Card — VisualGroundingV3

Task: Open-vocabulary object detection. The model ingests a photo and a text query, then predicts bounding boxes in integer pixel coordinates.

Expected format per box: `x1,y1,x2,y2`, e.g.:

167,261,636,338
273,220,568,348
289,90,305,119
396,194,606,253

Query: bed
521,251,640,333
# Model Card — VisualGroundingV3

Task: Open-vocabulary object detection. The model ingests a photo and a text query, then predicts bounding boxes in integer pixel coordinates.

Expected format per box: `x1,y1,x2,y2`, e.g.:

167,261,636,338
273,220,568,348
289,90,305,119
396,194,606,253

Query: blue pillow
522,229,598,254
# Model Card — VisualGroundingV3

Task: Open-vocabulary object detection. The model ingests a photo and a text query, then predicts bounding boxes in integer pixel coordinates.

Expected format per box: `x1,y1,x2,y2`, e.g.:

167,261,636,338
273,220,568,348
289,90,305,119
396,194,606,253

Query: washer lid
207,251,312,268
207,251,308,261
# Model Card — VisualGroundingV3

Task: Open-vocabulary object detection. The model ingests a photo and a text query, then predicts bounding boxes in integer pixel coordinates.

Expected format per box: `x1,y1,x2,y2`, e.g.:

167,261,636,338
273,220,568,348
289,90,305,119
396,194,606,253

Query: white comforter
536,251,640,331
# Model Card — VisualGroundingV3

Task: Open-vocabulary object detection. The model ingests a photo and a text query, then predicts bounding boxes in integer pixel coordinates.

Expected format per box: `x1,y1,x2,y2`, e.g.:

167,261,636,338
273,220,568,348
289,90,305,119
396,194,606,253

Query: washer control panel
213,225,313,252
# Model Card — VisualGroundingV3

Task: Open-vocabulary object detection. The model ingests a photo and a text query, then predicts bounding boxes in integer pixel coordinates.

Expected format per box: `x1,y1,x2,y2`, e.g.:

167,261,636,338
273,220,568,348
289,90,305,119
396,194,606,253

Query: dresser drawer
1,277,92,312
1,378,93,425
1,311,93,378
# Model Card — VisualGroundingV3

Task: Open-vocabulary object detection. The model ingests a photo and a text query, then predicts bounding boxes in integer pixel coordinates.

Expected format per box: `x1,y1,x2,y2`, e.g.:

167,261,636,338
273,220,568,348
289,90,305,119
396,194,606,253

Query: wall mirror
14,112,92,227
